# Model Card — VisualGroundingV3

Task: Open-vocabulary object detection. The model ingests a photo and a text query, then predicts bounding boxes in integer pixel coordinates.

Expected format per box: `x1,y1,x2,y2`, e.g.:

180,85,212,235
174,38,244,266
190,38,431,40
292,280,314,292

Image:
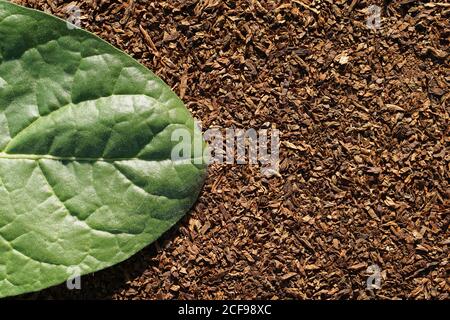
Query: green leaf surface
0,1,207,298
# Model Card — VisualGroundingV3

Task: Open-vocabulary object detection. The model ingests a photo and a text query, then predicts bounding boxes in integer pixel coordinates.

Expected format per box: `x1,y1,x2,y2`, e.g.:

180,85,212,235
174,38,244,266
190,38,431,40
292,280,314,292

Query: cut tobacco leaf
0,1,207,298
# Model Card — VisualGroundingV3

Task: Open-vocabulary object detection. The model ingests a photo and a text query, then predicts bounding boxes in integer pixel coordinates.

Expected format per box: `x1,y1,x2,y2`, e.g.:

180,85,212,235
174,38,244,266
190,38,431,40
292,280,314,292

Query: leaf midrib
0,153,204,164
0,152,146,162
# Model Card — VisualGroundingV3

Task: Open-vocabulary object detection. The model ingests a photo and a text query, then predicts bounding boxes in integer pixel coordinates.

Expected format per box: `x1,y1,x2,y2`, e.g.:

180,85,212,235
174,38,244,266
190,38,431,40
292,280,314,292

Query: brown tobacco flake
179,71,188,99
384,104,405,112
243,252,255,263
367,208,380,221
304,264,320,271
170,285,180,292
349,263,367,271
199,221,211,235
139,24,160,57
281,272,298,281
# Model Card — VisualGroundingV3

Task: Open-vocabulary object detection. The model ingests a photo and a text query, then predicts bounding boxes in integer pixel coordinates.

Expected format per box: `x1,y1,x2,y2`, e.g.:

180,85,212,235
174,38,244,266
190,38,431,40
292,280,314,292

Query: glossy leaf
0,1,207,297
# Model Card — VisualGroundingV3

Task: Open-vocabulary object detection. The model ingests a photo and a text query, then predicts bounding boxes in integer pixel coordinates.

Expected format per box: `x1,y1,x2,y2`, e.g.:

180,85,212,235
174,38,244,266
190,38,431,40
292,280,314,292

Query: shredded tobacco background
11,0,449,299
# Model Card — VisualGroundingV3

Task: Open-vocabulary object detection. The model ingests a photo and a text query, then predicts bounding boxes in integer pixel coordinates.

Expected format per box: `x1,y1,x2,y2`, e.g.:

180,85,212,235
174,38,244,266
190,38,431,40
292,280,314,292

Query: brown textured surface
11,0,449,300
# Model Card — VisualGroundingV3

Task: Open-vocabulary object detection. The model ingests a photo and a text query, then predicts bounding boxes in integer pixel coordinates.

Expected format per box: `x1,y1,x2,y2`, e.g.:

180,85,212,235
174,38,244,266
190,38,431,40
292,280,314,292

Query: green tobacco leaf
0,1,207,297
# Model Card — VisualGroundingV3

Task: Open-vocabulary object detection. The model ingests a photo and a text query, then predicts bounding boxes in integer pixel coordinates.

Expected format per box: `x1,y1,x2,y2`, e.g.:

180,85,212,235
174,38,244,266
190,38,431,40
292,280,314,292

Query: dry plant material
11,0,449,300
